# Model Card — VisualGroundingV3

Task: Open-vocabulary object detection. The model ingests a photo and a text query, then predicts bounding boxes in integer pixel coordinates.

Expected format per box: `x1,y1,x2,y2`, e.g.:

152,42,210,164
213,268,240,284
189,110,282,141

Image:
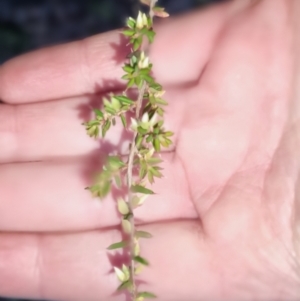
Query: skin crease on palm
0,0,300,300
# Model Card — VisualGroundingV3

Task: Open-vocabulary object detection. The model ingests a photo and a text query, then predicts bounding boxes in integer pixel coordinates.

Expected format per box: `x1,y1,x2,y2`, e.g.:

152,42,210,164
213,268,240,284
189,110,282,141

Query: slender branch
126,80,147,299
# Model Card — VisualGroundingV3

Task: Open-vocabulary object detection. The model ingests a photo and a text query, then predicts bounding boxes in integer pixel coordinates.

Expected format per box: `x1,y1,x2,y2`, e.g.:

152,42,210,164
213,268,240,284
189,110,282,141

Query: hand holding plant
0,1,300,300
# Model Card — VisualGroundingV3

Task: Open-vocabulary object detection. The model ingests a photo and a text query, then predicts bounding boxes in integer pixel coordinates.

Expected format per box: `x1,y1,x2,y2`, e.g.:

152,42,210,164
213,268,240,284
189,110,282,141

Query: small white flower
141,112,149,123
136,11,144,29
142,13,148,27
141,57,150,69
149,113,158,126
138,52,150,69
131,118,138,131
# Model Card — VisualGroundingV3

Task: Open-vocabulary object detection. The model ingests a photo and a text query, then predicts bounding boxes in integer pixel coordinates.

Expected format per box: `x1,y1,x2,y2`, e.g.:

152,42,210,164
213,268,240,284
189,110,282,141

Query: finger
0,153,197,232
0,30,126,104
0,5,228,104
0,220,208,301
0,90,183,163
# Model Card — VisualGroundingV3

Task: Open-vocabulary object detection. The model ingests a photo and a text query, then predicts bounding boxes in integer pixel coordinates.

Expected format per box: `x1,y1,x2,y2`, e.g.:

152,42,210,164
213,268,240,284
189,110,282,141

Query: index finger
0,6,228,104
0,30,126,104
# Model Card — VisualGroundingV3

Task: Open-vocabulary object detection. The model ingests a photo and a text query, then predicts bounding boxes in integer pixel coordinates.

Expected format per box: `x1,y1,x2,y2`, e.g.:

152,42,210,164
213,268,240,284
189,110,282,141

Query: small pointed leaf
114,95,134,105
93,109,103,118
137,292,157,299
114,267,126,282
131,185,154,195
122,264,130,282
117,280,132,291
134,255,149,266
107,240,128,250
120,114,127,128
122,219,132,234
136,231,153,239
117,198,130,215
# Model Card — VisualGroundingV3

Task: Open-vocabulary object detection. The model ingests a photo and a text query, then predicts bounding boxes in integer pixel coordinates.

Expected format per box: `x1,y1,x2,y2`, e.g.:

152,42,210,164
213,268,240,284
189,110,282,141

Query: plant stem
126,81,147,299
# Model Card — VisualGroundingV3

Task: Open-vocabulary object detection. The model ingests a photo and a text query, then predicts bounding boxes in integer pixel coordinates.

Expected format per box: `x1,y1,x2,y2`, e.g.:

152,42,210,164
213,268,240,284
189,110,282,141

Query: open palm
0,0,299,300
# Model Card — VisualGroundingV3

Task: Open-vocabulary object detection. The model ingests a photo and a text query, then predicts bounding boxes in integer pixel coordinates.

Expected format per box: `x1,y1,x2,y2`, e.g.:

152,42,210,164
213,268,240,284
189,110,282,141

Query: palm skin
0,0,299,300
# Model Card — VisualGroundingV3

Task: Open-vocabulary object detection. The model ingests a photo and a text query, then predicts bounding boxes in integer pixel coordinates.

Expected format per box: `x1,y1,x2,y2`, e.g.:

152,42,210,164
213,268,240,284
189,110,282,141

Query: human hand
0,0,299,300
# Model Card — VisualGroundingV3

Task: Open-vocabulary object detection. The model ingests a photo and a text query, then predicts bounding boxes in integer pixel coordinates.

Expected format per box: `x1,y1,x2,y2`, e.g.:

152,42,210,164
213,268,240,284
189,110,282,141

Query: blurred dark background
0,0,224,300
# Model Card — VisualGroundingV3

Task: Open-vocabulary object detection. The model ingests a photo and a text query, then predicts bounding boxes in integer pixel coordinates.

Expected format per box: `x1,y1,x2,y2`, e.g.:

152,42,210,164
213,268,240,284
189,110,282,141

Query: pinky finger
0,220,207,301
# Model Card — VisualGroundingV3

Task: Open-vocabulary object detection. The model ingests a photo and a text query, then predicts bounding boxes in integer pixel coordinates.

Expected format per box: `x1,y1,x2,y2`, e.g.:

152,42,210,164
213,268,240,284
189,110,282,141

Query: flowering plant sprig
84,1,170,300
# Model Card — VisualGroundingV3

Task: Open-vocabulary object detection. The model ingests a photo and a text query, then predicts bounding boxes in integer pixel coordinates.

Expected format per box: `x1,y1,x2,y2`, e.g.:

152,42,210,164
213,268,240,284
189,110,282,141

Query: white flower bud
149,113,158,126
138,56,149,69
122,264,130,282
114,267,126,282
142,13,148,27
131,118,138,131
122,219,131,234
136,11,144,29
142,112,149,123
117,198,129,215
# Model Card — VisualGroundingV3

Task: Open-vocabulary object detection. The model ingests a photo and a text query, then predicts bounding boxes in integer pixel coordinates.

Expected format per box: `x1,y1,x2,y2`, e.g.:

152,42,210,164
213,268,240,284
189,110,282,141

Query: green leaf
86,123,100,138
117,280,132,291
122,74,131,80
137,292,157,299
114,175,122,188
134,255,149,266
153,137,161,152
111,97,121,111
107,240,128,250
157,107,164,116
154,98,168,105
137,126,148,135
122,264,130,282
146,134,153,143
107,156,125,170
114,266,126,282
147,170,154,184
164,131,174,137
147,157,163,165
131,195,148,208
160,137,172,148
136,231,153,239
129,54,138,66
133,36,143,51
141,74,154,83
114,95,134,105
120,114,127,128
149,82,162,91
127,78,135,88
135,134,143,149
146,30,156,43
89,180,111,199
149,166,163,178
126,17,136,29
153,127,160,135
101,180,111,198
105,106,116,115
139,163,147,179
122,219,132,234
117,198,129,215
131,185,154,195
122,29,135,37
135,76,143,87
123,65,134,73
93,109,103,118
